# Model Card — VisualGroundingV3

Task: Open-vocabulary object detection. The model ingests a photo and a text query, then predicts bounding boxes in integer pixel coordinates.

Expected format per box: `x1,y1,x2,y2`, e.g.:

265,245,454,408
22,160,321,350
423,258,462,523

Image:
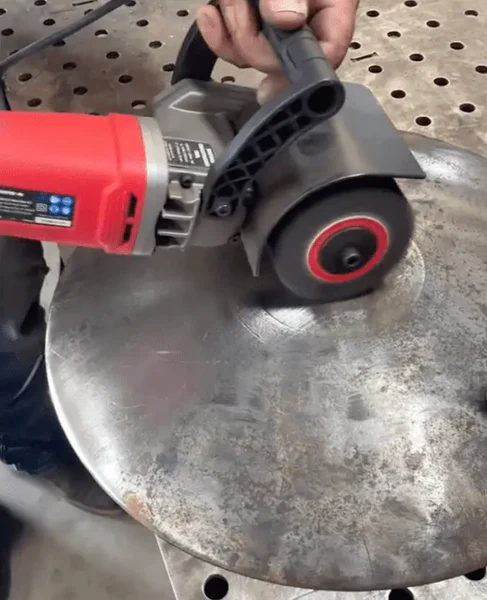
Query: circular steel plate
47,133,487,591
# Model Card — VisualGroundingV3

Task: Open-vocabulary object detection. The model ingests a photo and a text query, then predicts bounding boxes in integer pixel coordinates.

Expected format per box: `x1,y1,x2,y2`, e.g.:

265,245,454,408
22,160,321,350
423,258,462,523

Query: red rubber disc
306,216,390,283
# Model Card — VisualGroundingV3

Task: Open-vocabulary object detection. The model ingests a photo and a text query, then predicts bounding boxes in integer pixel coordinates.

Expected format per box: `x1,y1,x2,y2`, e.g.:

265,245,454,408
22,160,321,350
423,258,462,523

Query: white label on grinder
164,138,215,169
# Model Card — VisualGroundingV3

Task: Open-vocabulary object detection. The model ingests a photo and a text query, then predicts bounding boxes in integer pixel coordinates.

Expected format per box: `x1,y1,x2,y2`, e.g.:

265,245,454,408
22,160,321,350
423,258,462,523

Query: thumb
259,0,308,29
257,73,287,104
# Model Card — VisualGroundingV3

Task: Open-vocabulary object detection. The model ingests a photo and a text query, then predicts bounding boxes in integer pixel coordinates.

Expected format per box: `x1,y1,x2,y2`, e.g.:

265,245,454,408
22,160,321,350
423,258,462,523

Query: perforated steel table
1,0,486,598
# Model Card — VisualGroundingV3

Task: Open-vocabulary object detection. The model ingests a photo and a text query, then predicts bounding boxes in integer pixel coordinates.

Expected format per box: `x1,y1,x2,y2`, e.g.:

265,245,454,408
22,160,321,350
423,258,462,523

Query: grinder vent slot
127,194,138,218
121,193,137,245
122,223,133,243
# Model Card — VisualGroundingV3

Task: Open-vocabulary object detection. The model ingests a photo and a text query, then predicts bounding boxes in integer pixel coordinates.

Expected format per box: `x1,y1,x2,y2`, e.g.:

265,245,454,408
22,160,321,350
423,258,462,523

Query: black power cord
0,0,129,108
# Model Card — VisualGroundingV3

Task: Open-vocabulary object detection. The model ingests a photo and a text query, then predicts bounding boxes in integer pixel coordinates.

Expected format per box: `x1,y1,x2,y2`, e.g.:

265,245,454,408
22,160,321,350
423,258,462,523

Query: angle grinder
0,0,425,301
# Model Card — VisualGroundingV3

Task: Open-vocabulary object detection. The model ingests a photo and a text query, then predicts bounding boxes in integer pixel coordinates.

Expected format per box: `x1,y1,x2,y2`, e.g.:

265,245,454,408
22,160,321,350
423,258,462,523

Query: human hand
196,0,359,103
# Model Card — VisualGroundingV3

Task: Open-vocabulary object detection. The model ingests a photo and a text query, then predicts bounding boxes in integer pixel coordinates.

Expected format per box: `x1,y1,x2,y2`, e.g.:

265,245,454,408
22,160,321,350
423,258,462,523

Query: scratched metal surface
0,0,485,154
158,537,487,600
47,133,487,590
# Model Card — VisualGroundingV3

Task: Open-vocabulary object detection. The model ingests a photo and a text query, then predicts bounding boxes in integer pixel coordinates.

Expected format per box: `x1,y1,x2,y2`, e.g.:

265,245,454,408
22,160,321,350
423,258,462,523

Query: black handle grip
247,0,336,86
172,1,218,84
261,23,337,85
172,17,217,84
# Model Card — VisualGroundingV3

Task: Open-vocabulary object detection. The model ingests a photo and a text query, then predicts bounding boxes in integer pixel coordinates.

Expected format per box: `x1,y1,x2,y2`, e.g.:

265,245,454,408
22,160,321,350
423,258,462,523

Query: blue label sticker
0,186,75,228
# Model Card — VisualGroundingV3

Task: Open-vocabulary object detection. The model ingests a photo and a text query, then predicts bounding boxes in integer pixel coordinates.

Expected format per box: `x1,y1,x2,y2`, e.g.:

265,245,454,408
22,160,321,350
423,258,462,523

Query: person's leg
0,236,70,473
0,237,121,515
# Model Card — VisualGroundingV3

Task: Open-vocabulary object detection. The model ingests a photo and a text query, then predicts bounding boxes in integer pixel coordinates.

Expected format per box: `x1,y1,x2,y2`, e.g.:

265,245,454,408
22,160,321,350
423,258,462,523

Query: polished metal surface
47,133,487,590
158,537,487,600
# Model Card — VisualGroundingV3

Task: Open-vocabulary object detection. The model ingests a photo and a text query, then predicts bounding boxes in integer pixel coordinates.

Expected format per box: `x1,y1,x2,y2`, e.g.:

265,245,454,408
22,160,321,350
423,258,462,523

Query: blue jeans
0,238,76,474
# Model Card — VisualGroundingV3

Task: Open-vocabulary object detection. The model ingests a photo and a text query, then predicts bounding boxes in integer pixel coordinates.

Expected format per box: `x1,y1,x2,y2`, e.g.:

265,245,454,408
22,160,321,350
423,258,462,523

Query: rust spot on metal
124,492,154,528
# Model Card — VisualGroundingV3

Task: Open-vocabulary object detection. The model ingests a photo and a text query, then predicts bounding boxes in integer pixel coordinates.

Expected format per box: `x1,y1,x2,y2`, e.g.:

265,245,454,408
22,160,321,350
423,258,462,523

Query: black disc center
318,227,377,275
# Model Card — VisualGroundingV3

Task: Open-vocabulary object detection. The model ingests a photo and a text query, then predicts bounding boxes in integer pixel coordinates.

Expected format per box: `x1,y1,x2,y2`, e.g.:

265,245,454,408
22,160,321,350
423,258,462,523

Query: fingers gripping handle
172,0,337,88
